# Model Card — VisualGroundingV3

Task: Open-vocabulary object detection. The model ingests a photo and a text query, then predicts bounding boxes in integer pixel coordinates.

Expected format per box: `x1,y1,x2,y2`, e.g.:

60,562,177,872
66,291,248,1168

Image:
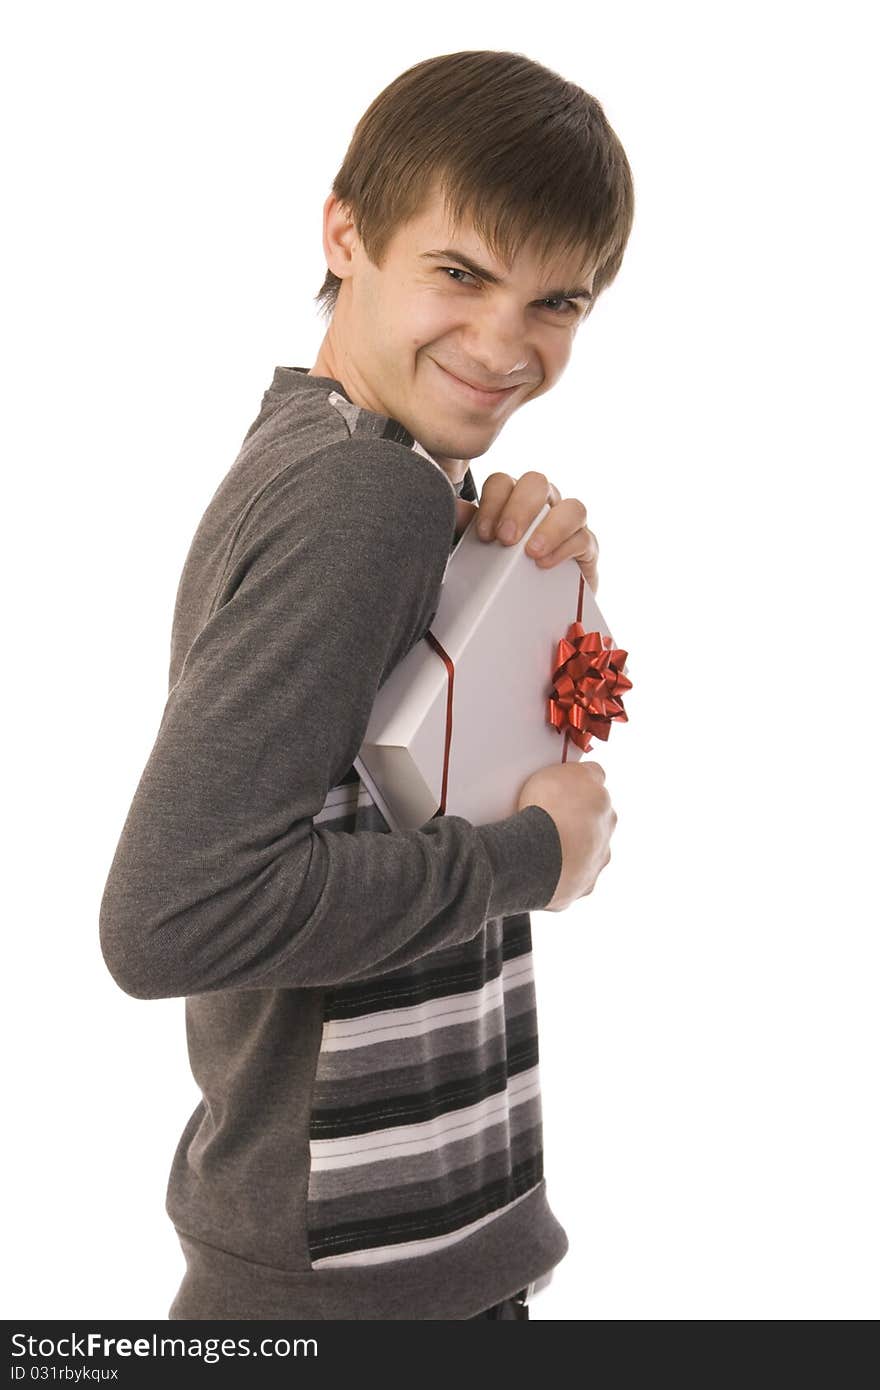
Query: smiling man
99,49,633,1323
310,184,600,488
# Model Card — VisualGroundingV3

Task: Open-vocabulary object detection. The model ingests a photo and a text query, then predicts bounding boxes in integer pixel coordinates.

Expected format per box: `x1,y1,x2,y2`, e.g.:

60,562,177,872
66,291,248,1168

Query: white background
3,1,877,1321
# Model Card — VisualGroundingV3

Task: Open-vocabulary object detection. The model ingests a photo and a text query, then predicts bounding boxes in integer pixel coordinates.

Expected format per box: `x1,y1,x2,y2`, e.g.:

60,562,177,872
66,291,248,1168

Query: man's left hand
453,471,599,595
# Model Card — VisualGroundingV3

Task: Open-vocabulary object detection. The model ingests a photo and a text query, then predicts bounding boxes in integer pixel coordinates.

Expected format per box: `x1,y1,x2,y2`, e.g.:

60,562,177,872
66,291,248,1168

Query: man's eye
442,268,579,316
541,297,579,315
442,266,477,286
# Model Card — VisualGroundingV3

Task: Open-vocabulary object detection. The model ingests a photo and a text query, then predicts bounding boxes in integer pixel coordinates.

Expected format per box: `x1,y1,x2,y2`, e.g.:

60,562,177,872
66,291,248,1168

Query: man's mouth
431,359,523,409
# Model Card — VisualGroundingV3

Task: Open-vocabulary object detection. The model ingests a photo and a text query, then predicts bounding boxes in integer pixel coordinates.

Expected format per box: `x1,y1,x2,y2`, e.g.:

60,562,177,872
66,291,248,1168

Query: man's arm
99,437,563,1000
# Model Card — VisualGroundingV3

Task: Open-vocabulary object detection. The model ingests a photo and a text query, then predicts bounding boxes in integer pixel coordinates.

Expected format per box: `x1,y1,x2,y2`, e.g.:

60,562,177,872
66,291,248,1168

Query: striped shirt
99,366,568,1319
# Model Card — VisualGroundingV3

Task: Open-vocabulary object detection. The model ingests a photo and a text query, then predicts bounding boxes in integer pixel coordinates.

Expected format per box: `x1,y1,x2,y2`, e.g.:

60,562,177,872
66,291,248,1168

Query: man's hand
517,760,617,910
453,470,600,594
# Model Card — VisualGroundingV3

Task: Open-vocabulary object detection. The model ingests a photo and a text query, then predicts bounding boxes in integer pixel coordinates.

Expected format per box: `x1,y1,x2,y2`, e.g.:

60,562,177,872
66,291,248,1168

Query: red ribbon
547,616,631,757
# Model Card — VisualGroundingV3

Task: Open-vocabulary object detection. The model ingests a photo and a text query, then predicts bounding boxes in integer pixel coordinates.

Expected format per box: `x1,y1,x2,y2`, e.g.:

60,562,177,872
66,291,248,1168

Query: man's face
319,181,597,470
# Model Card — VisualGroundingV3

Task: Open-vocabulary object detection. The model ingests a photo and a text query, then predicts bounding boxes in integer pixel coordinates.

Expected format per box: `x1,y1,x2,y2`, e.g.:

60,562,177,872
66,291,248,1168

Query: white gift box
354,504,630,832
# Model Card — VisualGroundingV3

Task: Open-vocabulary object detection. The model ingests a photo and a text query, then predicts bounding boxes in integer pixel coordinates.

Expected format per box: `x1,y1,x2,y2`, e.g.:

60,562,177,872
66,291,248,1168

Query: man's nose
461,346,529,381
461,307,529,381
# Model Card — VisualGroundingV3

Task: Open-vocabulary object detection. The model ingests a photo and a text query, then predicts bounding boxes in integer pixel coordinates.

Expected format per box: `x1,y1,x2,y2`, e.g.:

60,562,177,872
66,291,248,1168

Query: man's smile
429,357,524,410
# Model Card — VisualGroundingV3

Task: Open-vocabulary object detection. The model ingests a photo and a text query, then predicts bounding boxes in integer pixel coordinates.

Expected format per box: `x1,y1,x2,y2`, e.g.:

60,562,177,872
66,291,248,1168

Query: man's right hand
517,761,618,911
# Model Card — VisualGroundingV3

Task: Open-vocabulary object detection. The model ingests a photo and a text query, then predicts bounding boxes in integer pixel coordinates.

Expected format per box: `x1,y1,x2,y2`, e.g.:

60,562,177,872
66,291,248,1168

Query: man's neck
309,343,469,486
429,452,470,487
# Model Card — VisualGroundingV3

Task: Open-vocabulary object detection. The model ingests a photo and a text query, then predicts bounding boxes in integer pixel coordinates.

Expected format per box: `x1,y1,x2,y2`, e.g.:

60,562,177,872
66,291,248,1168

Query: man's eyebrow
419,248,594,301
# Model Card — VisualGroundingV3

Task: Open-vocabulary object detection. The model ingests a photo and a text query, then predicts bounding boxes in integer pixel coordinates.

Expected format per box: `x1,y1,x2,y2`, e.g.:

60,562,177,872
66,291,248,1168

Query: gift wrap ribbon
426,573,632,814
549,575,632,758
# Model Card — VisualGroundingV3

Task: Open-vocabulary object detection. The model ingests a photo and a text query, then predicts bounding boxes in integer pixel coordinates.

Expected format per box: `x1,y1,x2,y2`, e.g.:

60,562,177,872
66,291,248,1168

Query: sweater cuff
475,804,563,918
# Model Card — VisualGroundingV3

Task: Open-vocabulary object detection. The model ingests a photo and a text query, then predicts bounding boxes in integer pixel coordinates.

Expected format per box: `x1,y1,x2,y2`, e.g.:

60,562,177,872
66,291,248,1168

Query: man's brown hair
314,49,634,321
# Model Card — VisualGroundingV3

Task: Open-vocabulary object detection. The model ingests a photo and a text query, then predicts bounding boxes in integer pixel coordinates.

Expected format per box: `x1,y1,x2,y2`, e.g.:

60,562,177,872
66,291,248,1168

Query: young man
99,49,633,1321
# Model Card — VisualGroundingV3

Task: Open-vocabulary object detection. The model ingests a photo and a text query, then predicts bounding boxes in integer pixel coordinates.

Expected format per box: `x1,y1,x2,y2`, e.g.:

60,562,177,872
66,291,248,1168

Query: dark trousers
470,1287,530,1319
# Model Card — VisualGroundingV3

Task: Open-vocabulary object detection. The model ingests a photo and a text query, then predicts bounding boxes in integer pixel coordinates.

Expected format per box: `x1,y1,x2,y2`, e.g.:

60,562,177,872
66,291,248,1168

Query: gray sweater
99,366,569,1319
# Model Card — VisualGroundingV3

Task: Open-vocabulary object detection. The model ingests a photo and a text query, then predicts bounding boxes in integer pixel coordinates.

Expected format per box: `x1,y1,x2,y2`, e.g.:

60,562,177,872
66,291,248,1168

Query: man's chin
419,423,501,466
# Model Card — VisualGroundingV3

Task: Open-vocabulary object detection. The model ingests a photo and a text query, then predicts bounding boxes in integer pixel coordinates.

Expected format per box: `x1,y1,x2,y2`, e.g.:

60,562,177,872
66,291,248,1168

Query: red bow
547,623,631,754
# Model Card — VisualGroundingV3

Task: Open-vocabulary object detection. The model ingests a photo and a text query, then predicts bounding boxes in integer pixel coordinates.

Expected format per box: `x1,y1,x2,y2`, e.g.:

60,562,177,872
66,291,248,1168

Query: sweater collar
275,367,477,502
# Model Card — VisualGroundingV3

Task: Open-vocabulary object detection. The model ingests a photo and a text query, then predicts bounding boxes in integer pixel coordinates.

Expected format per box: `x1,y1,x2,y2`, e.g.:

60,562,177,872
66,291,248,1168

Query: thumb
454,498,478,540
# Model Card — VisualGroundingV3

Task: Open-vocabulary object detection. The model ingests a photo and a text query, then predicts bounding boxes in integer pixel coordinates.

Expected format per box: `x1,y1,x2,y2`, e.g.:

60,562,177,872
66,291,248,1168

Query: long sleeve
99,436,563,1000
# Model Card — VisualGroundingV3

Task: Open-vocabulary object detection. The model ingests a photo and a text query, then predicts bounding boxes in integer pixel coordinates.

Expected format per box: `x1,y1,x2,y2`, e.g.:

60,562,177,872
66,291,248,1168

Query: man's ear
322,195,360,280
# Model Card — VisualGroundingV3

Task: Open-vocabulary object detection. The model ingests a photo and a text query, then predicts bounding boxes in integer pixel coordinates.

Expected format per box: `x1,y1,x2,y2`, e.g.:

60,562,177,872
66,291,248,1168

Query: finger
482,471,558,544
533,526,600,592
473,472,516,540
532,523,598,568
524,496,588,557
454,498,478,540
